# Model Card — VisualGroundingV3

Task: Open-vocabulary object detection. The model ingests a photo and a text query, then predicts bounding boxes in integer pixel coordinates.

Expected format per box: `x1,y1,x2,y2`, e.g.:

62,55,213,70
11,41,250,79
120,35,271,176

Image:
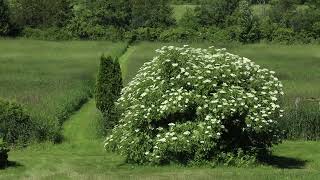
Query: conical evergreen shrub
95,55,123,131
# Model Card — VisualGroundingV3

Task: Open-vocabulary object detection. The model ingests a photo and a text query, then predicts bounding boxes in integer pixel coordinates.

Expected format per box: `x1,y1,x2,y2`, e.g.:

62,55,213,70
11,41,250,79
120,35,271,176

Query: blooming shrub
105,45,284,165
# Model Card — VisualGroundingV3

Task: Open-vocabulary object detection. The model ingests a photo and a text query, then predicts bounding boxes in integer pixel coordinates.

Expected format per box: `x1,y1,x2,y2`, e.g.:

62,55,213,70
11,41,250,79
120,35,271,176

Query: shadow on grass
261,155,307,169
0,161,23,170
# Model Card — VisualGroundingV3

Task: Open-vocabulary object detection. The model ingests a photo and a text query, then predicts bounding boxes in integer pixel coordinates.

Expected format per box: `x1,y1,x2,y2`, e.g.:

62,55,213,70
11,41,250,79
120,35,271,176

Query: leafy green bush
195,0,239,27
272,28,295,44
95,0,131,28
312,22,320,39
0,98,33,145
131,0,175,28
22,27,73,40
294,30,315,44
96,55,123,131
9,0,72,28
127,27,164,42
159,28,198,42
233,0,261,43
178,8,199,30
105,46,284,165
258,17,275,41
0,138,9,168
207,28,238,43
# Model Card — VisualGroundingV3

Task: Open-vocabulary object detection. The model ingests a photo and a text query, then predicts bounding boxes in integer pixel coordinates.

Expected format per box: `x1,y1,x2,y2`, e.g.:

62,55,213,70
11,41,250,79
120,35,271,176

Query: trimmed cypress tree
236,0,260,43
95,55,123,131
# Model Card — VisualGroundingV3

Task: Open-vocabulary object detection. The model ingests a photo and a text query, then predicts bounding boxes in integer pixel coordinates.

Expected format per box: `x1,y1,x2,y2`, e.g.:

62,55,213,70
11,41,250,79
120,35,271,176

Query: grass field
0,39,127,141
1,40,320,179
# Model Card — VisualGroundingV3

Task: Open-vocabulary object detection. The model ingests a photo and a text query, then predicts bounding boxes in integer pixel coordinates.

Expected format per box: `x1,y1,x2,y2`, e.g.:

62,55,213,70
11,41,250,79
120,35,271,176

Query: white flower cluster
105,45,284,164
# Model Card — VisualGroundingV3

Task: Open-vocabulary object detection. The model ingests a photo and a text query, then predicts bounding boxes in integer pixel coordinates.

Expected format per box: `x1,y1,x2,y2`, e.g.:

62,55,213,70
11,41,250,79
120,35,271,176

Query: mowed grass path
1,41,320,179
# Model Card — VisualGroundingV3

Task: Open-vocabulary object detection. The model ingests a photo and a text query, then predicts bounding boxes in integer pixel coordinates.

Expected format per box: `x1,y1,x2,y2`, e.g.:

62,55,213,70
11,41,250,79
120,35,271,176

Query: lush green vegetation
1,0,319,44
0,0,319,178
0,41,319,178
0,40,127,142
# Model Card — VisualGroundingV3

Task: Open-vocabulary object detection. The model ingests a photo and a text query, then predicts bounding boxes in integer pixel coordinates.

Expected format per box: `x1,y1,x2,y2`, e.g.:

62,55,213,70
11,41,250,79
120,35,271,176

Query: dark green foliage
1,0,320,43
0,98,33,145
272,27,295,44
66,4,99,39
131,0,175,28
234,0,261,43
22,27,73,40
159,27,198,42
306,0,320,7
0,138,9,168
313,22,320,39
195,0,238,27
128,27,164,42
258,17,275,41
95,0,131,28
0,0,10,35
268,0,296,26
179,8,199,30
95,55,123,131
250,0,271,4
10,0,72,28
171,0,202,4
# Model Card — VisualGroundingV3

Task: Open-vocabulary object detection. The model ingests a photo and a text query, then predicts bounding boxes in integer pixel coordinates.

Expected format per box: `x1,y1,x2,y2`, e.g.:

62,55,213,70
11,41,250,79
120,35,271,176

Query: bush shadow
260,155,307,169
0,161,23,170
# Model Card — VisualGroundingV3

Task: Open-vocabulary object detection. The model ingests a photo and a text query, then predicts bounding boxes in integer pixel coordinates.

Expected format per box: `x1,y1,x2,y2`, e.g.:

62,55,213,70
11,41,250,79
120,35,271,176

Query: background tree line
0,0,320,44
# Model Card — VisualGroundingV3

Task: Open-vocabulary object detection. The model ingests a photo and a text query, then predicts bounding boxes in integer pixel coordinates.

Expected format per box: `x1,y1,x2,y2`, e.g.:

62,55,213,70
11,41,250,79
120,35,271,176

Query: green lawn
0,39,127,141
1,40,320,179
